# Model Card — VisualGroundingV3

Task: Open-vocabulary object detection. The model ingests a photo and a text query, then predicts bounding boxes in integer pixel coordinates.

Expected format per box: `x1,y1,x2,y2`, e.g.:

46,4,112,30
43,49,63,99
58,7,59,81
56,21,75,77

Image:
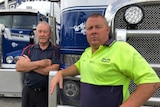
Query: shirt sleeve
20,45,32,57
120,43,160,84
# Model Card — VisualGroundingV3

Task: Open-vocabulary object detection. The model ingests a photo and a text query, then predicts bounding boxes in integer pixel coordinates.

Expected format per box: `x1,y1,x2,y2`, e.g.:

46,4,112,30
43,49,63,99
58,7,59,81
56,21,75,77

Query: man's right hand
50,71,63,94
39,59,52,67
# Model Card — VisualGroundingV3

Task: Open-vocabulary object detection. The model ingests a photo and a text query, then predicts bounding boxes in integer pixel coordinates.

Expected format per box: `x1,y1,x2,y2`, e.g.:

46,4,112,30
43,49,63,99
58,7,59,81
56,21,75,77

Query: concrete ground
0,97,154,107
0,97,21,107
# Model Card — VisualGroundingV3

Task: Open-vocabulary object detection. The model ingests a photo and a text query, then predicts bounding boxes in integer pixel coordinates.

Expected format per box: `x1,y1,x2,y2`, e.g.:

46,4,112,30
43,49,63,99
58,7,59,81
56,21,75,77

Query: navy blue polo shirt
21,42,60,88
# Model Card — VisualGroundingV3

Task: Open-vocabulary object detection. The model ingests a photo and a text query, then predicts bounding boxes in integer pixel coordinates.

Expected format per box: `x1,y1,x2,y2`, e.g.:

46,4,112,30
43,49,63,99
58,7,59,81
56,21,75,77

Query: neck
92,46,99,53
39,42,50,50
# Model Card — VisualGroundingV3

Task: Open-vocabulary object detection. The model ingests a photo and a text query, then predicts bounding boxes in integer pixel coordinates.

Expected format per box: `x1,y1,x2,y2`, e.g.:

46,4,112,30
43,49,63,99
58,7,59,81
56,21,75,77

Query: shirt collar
34,42,52,49
104,37,116,47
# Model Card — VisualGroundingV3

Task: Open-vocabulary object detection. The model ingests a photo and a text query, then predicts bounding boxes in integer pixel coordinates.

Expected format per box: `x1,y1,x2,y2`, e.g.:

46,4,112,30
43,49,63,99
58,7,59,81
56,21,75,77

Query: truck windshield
0,14,37,29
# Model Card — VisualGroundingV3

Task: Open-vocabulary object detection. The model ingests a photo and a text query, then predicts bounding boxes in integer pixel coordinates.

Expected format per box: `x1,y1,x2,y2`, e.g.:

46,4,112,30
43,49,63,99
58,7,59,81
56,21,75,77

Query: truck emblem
73,22,86,35
19,31,23,34
11,42,18,47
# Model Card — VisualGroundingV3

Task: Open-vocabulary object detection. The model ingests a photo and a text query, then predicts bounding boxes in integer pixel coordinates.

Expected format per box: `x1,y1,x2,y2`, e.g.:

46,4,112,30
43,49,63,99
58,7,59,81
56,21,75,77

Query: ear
106,27,111,38
49,32,53,38
106,26,110,32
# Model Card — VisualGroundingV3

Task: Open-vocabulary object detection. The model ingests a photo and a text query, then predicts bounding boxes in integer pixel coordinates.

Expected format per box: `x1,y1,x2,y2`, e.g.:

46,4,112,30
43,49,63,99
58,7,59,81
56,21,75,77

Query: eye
95,25,102,29
43,30,49,33
86,26,93,30
37,30,42,33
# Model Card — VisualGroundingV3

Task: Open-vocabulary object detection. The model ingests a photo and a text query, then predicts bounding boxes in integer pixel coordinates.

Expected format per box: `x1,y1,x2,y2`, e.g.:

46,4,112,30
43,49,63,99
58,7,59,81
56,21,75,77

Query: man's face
36,23,51,44
86,16,110,48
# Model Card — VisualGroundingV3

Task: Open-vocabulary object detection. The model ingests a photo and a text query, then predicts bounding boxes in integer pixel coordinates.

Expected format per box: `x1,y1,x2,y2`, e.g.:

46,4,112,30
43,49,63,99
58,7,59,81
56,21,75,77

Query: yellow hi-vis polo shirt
75,41,160,102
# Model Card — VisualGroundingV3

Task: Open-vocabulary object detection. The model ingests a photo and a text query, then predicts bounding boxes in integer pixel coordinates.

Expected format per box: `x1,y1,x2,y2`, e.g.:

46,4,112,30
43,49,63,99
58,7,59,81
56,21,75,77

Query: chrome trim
145,97,160,106
116,29,160,38
150,64,160,69
1,64,16,68
0,69,16,72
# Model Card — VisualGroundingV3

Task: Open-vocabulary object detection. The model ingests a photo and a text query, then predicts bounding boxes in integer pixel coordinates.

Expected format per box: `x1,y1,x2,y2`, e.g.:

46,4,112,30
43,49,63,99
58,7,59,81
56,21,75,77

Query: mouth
39,37,46,39
91,37,97,41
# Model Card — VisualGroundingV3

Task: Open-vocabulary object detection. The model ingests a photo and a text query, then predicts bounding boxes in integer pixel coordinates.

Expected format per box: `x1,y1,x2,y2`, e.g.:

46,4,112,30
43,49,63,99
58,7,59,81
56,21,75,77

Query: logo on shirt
101,58,111,63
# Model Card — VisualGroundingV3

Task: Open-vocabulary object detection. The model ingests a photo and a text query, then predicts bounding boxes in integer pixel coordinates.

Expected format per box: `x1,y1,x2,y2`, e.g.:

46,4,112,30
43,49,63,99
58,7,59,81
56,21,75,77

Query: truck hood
105,0,160,26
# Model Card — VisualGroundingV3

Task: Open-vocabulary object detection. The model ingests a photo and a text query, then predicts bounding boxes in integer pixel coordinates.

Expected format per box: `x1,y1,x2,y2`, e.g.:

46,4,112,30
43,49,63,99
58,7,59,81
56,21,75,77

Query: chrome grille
114,3,160,30
114,3,160,64
127,36,160,64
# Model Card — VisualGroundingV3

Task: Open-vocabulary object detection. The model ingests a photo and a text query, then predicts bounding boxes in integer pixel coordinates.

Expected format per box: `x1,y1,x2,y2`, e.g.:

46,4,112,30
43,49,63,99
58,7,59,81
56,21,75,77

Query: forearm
61,64,79,77
49,64,79,94
34,64,60,75
120,83,159,107
16,57,52,72
16,61,41,72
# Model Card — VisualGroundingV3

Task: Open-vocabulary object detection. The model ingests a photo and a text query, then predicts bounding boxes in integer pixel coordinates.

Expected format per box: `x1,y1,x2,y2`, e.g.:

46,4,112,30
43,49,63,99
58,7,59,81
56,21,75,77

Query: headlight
124,6,144,24
6,56,14,64
14,56,19,63
63,80,79,98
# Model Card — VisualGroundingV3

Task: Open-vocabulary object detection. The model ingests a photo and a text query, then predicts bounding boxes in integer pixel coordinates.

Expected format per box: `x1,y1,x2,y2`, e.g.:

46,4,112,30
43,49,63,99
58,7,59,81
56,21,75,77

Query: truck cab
0,9,44,68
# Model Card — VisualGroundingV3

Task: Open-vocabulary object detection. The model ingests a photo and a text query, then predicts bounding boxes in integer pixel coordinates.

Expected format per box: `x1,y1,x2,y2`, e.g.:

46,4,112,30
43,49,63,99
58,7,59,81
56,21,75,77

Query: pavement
0,97,155,107
0,97,21,107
